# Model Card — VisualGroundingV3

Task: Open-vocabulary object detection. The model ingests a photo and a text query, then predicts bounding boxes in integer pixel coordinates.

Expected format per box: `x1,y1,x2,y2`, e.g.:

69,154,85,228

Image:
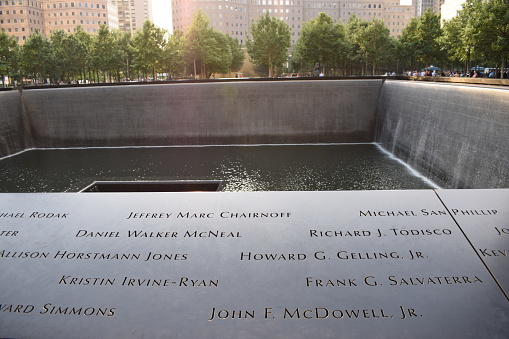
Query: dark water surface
0,144,435,192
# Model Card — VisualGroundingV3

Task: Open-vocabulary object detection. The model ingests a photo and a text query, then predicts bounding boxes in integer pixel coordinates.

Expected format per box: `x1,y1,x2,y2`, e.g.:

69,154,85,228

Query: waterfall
376,80,509,189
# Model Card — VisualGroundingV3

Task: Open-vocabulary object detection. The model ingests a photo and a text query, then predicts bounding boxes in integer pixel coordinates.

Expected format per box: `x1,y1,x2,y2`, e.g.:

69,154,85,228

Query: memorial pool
0,143,435,192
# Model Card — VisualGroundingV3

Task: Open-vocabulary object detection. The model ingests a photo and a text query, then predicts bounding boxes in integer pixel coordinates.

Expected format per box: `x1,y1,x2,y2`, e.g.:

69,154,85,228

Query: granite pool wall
14,80,380,148
1,79,507,188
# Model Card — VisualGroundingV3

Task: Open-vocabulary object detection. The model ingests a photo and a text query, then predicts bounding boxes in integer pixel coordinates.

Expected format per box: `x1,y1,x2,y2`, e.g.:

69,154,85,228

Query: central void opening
81,180,222,192
0,144,436,193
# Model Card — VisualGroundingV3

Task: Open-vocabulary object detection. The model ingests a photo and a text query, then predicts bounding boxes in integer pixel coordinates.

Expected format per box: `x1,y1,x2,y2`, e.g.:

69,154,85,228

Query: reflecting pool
0,144,436,192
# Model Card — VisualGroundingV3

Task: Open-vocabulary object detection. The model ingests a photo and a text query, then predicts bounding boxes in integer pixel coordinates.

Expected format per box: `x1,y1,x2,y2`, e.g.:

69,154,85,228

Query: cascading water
376,80,509,189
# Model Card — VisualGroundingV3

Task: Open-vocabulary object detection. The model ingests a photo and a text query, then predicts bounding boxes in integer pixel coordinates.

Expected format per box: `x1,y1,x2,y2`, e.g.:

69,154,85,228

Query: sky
152,0,173,33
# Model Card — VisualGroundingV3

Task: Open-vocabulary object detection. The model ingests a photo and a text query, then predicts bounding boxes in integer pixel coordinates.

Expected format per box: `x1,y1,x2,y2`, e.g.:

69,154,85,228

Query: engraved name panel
0,191,508,338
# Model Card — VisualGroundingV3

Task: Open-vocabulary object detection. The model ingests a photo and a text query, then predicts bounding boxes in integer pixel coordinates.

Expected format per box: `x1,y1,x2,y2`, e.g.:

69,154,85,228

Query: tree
441,13,477,72
184,11,241,78
0,32,18,86
396,18,418,71
398,10,444,69
73,26,93,82
440,0,508,77
348,16,394,75
117,31,135,81
462,0,509,77
246,13,291,77
203,30,233,76
65,30,90,82
184,10,216,78
162,29,186,78
90,25,115,82
109,30,131,82
132,20,167,80
50,30,72,82
227,35,245,74
20,31,53,84
345,15,367,75
485,0,509,76
293,13,346,75
363,19,394,75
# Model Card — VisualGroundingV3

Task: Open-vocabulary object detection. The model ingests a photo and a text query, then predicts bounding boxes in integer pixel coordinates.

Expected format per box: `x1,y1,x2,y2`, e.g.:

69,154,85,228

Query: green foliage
162,29,186,78
0,31,18,86
343,15,396,75
440,0,509,76
72,26,93,81
397,10,444,70
246,13,291,77
292,13,346,75
440,14,473,69
1,3,507,83
0,17,243,83
227,35,245,73
184,10,244,78
49,30,66,80
91,25,116,81
132,21,167,80
349,17,394,75
117,31,135,80
204,30,232,75
466,0,509,75
19,31,53,83
184,10,212,72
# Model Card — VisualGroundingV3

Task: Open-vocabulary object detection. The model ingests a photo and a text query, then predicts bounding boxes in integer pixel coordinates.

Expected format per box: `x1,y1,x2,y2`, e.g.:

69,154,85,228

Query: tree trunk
465,49,471,76
501,56,506,79
126,59,130,80
268,55,273,77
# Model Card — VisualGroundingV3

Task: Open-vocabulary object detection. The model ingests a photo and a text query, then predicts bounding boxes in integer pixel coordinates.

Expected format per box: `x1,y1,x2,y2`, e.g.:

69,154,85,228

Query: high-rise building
171,0,417,46
44,0,119,35
416,0,443,17
0,0,46,43
0,0,152,45
112,0,152,33
339,1,415,37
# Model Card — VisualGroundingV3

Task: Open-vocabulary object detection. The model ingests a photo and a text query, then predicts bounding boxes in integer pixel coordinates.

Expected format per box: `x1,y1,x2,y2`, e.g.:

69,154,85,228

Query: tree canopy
246,13,291,77
348,16,394,75
0,31,18,86
1,1,508,84
132,21,167,81
397,10,444,71
0,15,245,84
447,0,509,76
292,12,346,75
184,10,243,78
